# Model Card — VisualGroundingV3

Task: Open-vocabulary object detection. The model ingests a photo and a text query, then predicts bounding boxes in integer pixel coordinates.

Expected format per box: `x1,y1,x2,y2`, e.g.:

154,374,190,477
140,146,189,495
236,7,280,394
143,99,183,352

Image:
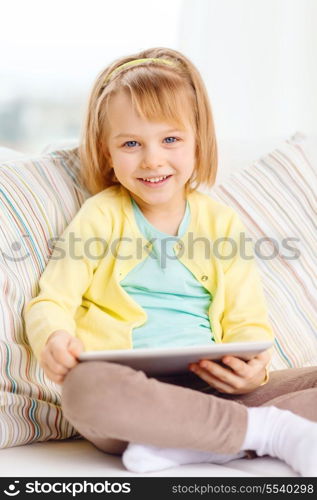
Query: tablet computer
78,340,273,376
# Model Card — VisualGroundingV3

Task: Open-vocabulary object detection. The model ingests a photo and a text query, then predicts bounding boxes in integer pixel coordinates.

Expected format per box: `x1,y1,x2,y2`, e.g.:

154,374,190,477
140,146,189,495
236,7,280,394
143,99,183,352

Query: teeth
142,175,168,183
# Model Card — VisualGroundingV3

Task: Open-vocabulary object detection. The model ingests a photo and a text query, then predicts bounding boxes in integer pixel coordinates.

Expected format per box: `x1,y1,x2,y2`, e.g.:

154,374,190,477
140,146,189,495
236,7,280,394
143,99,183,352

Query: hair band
103,58,175,86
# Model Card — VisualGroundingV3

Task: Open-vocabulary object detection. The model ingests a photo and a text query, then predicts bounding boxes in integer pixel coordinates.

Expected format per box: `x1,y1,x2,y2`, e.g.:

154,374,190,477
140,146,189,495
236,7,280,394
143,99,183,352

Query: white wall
179,0,317,141
0,0,183,153
0,0,182,99
1,0,316,159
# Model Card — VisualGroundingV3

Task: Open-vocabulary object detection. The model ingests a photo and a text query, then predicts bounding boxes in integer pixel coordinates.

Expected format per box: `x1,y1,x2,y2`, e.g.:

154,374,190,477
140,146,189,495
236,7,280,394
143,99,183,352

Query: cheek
176,146,196,169
112,153,137,176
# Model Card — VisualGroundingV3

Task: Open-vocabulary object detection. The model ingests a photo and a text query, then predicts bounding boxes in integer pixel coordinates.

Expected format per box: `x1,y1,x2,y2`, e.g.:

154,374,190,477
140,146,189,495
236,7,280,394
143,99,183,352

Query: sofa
0,132,316,477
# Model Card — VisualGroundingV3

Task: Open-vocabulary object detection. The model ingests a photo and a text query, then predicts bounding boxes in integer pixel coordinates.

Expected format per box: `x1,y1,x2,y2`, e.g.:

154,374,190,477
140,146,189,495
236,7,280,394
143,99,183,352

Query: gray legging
61,363,317,456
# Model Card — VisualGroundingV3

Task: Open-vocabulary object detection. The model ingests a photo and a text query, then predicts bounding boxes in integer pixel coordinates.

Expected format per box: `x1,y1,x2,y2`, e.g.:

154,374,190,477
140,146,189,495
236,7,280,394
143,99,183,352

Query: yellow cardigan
24,185,274,361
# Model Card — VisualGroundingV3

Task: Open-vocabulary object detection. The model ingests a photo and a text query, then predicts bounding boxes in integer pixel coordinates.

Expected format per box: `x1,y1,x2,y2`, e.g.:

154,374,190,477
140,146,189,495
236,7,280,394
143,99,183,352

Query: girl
24,47,317,476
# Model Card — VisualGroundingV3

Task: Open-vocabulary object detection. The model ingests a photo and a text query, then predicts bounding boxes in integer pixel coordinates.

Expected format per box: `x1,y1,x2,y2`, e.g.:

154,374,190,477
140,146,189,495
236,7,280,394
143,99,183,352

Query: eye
164,137,179,144
122,140,140,148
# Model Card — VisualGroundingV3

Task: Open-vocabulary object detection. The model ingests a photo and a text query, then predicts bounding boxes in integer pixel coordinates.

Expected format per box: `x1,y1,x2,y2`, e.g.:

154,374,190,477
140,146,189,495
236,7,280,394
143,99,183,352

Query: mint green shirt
119,197,214,349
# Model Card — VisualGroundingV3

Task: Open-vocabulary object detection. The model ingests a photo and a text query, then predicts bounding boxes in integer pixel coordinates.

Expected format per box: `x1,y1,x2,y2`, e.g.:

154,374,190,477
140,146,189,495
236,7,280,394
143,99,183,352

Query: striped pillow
0,148,89,448
211,133,317,370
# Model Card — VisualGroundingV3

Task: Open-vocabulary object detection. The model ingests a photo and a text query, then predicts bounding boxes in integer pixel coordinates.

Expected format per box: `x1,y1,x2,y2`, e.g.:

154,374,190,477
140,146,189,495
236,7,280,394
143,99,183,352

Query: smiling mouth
137,175,172,185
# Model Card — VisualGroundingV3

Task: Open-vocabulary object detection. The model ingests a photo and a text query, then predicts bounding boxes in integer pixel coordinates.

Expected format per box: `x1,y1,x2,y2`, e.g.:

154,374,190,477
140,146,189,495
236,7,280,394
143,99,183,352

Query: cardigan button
176,241,183,250
201,275,208,281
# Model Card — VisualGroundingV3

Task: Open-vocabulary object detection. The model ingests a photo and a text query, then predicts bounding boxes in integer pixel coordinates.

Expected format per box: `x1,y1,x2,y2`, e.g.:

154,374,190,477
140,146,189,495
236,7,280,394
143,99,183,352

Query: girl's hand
40,330,84,385
188,349,271,394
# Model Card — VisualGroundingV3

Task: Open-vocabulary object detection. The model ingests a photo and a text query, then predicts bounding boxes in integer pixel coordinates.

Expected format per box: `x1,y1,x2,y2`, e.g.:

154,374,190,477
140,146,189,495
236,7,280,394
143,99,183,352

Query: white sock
122,443,245,473
242,406,317,477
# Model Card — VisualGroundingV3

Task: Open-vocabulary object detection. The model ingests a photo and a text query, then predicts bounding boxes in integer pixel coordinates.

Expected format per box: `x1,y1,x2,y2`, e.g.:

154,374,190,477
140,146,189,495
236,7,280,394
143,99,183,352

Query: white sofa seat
0,438,297,477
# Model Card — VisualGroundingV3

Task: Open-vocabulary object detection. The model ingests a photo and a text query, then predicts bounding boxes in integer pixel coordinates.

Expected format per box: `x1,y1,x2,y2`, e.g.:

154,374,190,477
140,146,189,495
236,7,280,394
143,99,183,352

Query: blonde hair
79,47,218,195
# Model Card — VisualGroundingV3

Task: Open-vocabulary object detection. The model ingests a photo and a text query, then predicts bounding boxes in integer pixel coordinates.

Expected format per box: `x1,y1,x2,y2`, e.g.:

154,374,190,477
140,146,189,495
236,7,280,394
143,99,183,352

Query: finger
248,350,272,369
49,341,78,369
246,357,269,384
223,355,268,387
247,357,265,371
190,360,241,390
42,348,70,376
221,356,252,378
68,338,84,358
197,359,244,387
222,356,266,384
257,349,272,361
41,360,66,385
190,366,237,393
248,350,270,367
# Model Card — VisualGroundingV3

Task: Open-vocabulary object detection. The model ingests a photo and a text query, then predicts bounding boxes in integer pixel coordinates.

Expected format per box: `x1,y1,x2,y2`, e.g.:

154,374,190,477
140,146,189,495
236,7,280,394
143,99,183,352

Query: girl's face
106,91,196,213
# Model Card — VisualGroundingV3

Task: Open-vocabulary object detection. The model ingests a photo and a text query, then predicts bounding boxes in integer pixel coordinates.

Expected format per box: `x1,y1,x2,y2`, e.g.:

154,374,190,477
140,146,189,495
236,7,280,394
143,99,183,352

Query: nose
140,144,165,170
